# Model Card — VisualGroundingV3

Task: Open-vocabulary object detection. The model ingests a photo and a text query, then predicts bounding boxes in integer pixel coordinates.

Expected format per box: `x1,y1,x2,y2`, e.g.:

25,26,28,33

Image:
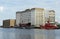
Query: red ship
40,21,58,29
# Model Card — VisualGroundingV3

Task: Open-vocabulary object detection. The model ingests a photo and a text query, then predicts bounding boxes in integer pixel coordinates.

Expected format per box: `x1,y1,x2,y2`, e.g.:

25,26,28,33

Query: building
31,8,45,27
45,10,55,25
16,8,55,27
3,19,16,27
49,10,55,24
16,8,45,27
16,9,31,26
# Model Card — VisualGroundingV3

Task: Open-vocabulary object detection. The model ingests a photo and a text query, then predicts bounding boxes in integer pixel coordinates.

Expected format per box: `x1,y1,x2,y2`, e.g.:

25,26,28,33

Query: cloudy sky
0,0,60,25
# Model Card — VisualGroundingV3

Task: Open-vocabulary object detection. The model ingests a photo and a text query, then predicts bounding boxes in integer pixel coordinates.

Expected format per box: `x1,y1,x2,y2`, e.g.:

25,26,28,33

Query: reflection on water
0,28,60,39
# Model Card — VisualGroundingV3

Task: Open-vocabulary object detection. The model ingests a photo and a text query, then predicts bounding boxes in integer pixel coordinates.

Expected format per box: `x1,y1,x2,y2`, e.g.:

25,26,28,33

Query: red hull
40,21,58,29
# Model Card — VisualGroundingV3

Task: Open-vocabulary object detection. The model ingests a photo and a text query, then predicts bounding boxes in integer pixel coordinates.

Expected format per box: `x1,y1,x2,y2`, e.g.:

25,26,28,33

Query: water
0,28,60,39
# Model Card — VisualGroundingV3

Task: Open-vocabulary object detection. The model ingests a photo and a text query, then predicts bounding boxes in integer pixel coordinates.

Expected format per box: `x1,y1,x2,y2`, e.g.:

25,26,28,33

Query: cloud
0,6,4,12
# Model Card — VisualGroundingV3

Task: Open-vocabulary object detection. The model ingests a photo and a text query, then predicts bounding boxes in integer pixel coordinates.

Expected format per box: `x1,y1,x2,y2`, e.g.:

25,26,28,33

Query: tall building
45,10,55,25
49,10,55,24
31,8,45,27
16,8,45,27
16,9,31,26
3,19,16,27
16,8,55,27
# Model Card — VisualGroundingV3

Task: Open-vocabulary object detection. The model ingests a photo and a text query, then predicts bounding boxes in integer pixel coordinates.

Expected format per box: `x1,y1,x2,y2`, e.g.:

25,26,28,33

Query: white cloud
0,6,4,12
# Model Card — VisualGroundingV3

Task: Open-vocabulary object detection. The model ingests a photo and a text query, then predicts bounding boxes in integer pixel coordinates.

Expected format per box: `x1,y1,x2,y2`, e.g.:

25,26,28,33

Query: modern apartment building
3,19,16,27
16,8,45,27
16,8,55,27
31,8,45,27
49,10,55,24
45,10,55,25
16,9,31,26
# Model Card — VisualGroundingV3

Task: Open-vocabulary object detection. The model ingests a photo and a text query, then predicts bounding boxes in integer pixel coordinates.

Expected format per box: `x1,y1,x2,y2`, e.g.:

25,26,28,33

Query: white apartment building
16,8,45,27
16,9,31,26
45,10,55,24
16,8,55,27
31,8,45,27
49,10,55,23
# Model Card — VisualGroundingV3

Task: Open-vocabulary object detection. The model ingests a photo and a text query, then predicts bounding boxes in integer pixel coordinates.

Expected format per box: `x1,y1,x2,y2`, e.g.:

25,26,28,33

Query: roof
16,8,44,13
31,8,44,10
16,9,31,13
3,19,16,21
49,10,55,12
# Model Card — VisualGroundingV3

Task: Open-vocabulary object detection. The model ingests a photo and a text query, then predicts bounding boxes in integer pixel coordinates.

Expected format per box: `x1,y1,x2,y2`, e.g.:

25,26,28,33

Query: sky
0,0,60,26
